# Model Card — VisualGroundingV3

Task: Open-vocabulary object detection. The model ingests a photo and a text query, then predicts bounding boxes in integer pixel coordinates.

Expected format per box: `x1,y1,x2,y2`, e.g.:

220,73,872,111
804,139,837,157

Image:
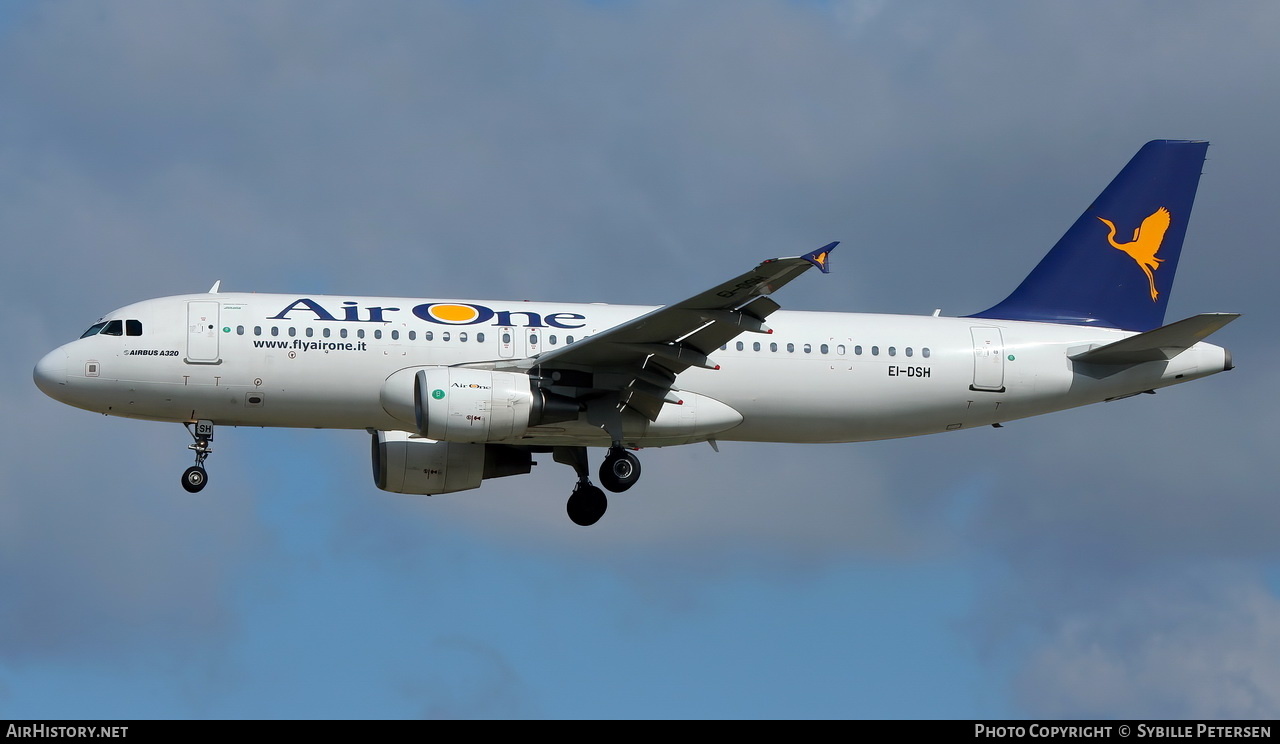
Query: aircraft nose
33,347,68,398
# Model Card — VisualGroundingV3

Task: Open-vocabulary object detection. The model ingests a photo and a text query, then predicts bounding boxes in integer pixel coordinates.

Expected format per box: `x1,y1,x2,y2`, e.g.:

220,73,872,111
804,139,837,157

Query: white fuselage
34,292,1231,449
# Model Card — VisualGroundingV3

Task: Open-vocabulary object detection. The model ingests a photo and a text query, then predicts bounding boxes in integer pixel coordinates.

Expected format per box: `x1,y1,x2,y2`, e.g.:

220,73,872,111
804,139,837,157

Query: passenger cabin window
820,344,829,354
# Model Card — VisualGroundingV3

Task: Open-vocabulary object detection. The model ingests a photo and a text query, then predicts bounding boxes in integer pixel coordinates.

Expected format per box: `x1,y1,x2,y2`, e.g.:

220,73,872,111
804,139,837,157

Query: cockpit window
80,322,108,339
101,320,124,336
126,319,142,336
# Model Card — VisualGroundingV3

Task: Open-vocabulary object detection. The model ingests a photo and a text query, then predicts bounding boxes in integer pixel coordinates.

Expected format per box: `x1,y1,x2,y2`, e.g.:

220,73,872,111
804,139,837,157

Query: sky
2,0,1278,720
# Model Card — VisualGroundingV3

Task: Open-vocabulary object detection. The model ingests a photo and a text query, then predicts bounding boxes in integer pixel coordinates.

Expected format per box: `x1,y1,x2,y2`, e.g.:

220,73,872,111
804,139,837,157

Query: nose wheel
181,420,214,493
182,465,208,493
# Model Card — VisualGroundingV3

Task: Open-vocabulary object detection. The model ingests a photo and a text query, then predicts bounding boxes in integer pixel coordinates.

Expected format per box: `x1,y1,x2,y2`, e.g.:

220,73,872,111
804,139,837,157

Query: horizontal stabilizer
1068,313,1240,365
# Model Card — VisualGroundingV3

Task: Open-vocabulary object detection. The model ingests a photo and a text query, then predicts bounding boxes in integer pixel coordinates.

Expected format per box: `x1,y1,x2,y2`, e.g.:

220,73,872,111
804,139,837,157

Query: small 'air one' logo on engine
1097,207,1171,302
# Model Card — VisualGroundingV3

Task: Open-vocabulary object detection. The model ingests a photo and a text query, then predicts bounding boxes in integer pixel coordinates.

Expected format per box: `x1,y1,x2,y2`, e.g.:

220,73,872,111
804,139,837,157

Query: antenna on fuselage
208,281,221,293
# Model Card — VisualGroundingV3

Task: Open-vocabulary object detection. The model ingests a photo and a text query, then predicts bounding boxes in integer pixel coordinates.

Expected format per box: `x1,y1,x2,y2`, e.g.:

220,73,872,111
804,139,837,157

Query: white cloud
1016,571,1280,719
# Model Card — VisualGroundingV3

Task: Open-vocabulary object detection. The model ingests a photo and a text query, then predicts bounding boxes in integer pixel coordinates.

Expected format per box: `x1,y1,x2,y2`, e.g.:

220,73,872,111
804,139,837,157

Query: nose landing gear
181,420,214,493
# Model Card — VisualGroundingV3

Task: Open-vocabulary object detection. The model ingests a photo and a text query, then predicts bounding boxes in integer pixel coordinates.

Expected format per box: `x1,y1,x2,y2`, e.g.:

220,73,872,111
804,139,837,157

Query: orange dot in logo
428,304,479,323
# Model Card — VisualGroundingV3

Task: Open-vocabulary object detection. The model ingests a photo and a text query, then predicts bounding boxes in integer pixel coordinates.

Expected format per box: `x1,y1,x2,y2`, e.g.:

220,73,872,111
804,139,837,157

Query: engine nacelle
415,368,532,442
379,367,580,443
370,430,534,495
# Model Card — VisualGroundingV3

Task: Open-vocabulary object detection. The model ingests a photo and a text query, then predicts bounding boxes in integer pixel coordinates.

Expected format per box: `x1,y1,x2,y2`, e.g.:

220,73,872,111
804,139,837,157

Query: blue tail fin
970,140,1208,331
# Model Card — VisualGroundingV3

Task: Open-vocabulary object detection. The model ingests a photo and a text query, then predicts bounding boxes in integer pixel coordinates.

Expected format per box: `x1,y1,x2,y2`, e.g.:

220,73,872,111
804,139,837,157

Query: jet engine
371,430,534,495
381,367,579,443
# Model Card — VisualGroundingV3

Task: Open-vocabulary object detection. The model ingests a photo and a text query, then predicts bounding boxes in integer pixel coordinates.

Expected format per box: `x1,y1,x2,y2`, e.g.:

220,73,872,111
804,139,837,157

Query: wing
471,242,837,422
1141,207,1172,242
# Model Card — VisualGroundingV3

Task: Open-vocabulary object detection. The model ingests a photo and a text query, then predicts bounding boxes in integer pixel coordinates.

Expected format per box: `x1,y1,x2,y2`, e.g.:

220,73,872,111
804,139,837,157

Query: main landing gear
600,447,641,493
554,444,642,526
181,419,214,493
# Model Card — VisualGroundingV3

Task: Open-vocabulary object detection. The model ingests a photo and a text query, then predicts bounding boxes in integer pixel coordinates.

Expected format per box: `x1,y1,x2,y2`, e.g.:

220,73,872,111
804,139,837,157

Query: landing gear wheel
181,466,208,493
182,420,214,494
567,483,608,526
599,449,641,493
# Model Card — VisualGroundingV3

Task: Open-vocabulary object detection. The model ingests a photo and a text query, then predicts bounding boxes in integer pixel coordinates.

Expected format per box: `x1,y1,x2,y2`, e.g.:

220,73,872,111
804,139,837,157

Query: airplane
33,140,1238,526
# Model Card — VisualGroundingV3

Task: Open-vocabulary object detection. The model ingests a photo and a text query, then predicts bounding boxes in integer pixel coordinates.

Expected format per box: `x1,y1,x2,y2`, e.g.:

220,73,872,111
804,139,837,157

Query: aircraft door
186,301,221,364
969,327,1005,392
497,326,520,358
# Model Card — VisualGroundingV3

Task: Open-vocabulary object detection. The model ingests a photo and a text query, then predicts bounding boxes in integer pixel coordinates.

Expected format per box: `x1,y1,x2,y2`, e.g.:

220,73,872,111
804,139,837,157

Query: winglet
802,242,838,274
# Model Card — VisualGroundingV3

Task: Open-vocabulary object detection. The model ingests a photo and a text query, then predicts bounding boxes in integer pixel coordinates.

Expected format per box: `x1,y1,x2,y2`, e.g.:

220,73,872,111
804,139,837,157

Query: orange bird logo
1098,207,1171,301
